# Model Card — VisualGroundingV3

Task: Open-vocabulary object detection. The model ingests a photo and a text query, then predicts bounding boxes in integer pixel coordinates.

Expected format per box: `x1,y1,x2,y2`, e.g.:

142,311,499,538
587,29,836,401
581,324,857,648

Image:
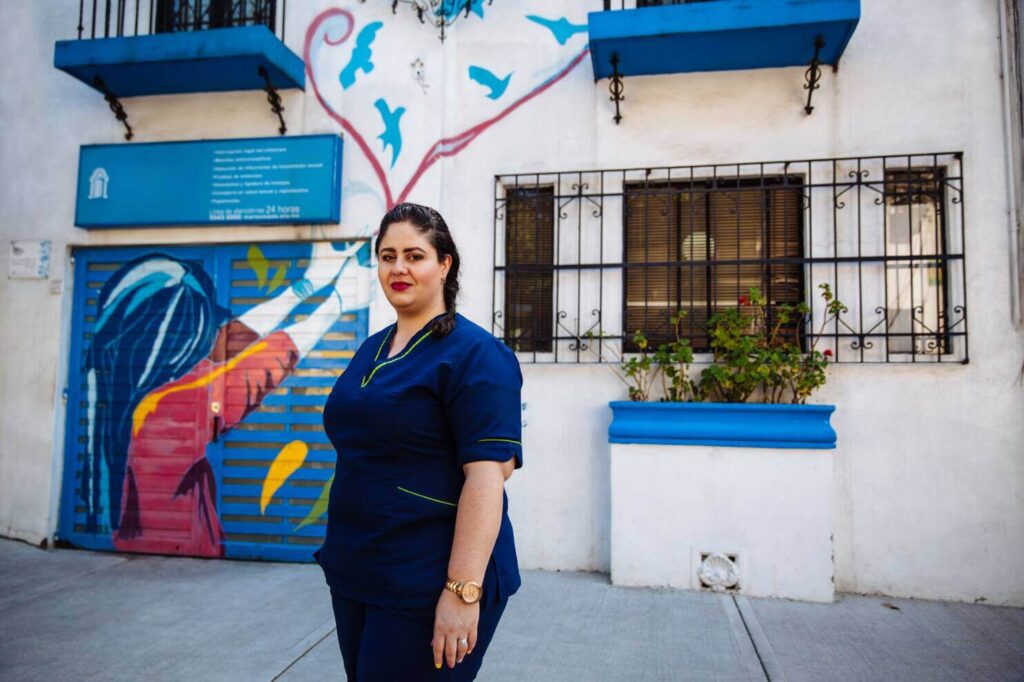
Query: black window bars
603,1,719,9
493,153,968,365
75,0,286,42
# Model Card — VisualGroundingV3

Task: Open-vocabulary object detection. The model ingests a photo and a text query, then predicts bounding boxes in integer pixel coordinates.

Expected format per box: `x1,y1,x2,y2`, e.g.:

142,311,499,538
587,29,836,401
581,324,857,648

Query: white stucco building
1,0,1021,606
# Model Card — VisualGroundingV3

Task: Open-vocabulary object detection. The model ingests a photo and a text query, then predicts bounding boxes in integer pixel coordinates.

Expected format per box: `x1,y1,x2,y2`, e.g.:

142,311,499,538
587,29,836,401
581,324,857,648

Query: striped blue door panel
58,242,368,562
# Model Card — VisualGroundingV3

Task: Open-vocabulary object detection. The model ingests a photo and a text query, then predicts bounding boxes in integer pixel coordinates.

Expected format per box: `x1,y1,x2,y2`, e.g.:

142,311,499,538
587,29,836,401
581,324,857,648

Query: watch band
445,577,482,604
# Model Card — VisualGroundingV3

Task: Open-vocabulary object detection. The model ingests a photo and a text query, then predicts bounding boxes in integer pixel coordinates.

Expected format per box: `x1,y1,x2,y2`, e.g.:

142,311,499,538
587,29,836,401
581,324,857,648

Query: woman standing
316,203,523,680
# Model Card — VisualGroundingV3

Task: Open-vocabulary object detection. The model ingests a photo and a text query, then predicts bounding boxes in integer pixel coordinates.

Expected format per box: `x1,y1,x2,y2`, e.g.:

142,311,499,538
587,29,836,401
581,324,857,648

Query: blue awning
588,0,860,80
54,25,304,97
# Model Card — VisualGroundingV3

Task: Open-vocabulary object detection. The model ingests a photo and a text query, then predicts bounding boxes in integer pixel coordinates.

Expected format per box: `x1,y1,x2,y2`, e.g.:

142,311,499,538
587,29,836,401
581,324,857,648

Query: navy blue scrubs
315,311,523,678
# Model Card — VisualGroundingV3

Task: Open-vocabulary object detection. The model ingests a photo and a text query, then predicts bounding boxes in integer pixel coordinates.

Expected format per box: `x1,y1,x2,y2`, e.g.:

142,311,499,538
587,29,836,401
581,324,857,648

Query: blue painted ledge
588,0,860,79
54,25,304,97
608,401,836,449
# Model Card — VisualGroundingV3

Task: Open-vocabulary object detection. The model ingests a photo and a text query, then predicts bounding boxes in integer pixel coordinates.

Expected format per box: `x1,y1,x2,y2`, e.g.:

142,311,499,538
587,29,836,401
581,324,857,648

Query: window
884,168,950,355
623,176,804,352
495,153,967,364
502,186,554,353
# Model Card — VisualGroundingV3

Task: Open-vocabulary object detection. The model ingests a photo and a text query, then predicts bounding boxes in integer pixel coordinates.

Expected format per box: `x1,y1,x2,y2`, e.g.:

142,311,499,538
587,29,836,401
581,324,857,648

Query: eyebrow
379,247,426,253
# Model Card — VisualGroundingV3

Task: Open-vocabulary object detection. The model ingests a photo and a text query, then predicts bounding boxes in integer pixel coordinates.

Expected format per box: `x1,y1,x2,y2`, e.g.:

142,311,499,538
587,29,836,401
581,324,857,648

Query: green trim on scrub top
373,326,394,361
397,486,458,507
478,438,522,445
361,327,434,388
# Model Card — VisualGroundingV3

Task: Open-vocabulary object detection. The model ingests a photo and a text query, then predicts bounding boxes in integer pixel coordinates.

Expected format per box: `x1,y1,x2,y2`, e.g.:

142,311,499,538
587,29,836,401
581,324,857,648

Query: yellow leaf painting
260,440,308,514
247,245,269,289
265,264,288,295
294,473,333,531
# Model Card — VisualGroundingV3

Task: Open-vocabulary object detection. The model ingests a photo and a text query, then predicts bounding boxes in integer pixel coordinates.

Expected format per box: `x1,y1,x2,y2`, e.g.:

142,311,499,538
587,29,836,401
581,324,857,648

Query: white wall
610,441,835,603
1,0,1021,605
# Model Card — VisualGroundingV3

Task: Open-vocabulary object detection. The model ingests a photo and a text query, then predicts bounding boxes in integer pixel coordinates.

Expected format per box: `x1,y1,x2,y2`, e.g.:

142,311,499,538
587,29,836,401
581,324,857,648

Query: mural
373,98,405,168
468,66,513,100
70,242,372,559
64,1,593,561
304,3,591,212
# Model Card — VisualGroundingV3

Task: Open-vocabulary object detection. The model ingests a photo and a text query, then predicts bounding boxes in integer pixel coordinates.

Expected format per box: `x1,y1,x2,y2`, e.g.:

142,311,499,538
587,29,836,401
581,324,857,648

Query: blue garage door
59,241,371,562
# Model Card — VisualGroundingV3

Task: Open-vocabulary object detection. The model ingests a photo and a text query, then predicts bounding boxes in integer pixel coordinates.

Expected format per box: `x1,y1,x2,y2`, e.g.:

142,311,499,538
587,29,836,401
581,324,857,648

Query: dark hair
84,254,229,534
376,202,461,338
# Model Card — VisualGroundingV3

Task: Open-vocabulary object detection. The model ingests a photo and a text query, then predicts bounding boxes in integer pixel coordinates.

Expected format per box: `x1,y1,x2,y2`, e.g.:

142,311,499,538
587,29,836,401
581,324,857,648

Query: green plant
592,284,845,404
697,284,845,404
620,329,659,401
652,310,698,402
583,327,659,402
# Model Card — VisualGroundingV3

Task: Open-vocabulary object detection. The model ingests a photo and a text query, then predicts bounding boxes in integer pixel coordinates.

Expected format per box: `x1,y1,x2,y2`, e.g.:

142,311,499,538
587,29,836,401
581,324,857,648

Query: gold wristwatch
444,577,482,604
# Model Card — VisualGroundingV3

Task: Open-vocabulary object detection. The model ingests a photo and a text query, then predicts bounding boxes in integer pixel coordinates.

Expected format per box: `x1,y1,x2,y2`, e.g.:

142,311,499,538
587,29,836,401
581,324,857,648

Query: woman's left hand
432,589,480,669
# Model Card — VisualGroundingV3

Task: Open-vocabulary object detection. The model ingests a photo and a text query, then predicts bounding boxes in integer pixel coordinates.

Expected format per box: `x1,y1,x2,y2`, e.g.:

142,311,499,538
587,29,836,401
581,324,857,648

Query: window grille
604,0,716,10
493,153,968,364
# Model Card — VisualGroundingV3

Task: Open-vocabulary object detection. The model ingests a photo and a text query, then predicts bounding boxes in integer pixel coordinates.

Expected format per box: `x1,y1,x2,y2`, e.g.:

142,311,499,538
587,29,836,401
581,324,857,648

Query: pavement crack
732,594,786,682
268,618,337,681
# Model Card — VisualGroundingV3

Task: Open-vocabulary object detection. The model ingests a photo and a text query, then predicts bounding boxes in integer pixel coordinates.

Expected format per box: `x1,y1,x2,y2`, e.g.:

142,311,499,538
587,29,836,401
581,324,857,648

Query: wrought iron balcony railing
603,1,717,9
76,0,286,42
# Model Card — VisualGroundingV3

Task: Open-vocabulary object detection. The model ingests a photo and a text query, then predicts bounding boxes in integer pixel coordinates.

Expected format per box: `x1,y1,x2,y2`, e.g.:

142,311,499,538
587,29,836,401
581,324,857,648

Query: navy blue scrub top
315,311,523,610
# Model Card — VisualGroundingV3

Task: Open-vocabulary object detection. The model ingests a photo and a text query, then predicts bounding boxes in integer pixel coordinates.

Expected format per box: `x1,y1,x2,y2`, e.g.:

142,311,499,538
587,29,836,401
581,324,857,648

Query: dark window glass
623,177,805,353
504,186,554,353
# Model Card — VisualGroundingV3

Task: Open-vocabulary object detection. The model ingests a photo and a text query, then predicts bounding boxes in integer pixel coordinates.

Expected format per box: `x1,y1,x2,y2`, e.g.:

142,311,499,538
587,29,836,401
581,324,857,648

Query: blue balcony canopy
54,24,304,97
588,0,860,80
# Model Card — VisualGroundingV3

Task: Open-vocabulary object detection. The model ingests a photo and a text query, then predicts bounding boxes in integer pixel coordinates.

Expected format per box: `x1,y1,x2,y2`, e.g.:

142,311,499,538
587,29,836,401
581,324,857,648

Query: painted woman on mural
317,203,523,680
80,242,371,557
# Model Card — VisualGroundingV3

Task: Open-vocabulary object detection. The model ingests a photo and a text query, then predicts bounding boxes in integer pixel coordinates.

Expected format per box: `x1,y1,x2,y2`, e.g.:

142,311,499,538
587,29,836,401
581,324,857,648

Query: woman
316,202,524,680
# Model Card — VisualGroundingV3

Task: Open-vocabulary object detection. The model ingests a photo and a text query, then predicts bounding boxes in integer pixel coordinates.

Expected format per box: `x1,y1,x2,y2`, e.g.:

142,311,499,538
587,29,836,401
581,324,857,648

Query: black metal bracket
609,52,625,125
258,66,287,135
92,75,133,141
803,36,825,116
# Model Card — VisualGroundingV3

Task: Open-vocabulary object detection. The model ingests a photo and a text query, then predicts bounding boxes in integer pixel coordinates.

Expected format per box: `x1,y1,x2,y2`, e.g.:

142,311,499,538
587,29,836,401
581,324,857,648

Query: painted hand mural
79,242,372,557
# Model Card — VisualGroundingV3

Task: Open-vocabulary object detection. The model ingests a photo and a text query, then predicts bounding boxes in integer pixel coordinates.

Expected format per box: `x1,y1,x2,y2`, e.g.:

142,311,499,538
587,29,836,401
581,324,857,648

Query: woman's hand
432,588,480,669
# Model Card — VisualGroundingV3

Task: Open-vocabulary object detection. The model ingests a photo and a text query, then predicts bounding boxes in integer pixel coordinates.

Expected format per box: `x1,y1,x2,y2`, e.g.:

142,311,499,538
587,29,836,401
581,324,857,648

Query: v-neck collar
361,311,453,388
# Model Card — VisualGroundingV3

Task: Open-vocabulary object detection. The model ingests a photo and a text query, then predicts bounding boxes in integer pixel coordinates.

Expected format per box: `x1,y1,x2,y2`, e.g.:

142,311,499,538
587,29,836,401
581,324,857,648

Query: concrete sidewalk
1,539,1021,681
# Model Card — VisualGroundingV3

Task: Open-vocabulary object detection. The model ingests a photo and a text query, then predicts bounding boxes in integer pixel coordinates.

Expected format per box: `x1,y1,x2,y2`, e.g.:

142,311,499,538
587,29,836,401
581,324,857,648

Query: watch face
461,582,482,603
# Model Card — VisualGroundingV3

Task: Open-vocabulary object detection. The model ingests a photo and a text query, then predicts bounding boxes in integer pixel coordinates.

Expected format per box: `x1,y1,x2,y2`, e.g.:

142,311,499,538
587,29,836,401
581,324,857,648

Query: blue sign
75,134,342,228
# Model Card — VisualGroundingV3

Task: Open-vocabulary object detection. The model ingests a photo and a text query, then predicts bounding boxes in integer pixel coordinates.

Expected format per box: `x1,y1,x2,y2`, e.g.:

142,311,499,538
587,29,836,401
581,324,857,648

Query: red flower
823,349,833,357
738,295,750,306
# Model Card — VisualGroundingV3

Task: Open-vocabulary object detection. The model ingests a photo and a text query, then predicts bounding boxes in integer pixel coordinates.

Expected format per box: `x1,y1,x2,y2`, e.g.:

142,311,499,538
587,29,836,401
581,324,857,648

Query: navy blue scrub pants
329,588,508,681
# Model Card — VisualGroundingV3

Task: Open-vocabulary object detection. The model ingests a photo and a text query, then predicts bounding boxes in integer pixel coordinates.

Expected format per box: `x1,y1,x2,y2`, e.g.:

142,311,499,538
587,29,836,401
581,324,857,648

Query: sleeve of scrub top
445,337,524,469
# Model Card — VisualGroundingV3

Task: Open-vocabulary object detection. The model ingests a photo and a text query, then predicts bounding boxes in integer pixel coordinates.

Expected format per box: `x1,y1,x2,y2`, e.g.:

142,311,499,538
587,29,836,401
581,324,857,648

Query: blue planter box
608,401,836,449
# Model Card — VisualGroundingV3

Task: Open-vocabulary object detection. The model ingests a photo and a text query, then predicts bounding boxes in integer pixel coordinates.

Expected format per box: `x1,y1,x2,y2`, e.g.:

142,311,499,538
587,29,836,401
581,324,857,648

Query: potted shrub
602,284,845,448
592,284,847,602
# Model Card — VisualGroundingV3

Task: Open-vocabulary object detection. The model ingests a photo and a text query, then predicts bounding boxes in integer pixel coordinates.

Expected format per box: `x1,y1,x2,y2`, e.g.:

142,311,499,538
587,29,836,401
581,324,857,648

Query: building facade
1,0,1022,605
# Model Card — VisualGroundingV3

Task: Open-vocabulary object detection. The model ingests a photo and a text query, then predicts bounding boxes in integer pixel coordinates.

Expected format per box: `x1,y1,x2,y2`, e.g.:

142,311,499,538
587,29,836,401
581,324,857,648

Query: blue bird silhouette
373,98,405,168
468,66,513,100
526,15,588,46
436,0,486,21
339,21,383,90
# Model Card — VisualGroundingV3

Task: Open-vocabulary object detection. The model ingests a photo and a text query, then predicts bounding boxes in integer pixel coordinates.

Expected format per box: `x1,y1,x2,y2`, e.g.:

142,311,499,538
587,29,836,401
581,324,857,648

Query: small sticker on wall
9,240,51,279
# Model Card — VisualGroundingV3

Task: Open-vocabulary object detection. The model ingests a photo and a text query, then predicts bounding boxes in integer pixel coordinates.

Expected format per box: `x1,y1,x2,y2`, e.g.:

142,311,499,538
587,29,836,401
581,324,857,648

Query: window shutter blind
504,186,554,352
